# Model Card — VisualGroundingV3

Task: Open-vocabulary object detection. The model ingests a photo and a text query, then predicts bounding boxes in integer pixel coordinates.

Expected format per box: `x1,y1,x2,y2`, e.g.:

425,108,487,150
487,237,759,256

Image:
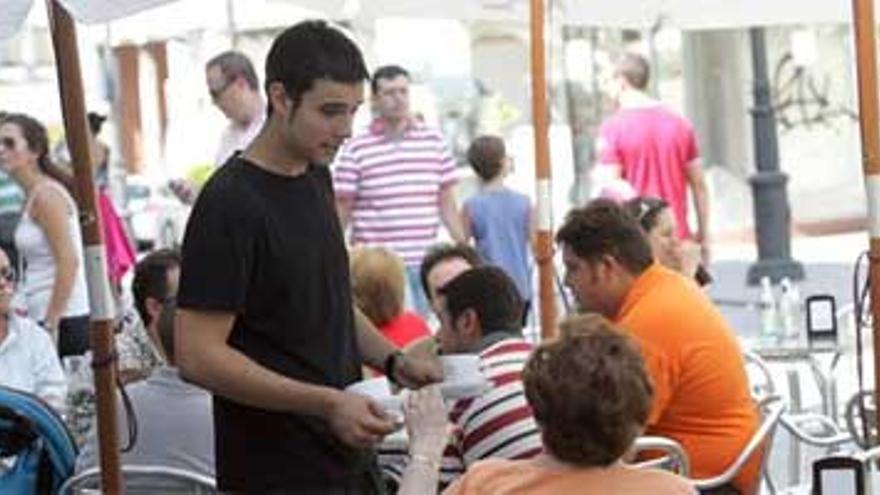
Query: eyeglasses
0,266,16,283
0,137,16,151
208,78,235,100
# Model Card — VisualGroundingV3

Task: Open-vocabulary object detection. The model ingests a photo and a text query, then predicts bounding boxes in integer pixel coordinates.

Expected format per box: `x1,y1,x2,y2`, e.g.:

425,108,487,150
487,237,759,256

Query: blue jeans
404,265,432,320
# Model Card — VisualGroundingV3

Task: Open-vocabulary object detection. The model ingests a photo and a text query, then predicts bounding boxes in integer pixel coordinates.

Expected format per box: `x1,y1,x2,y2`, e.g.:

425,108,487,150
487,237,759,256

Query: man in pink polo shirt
333,65,466,318
595,53,710,261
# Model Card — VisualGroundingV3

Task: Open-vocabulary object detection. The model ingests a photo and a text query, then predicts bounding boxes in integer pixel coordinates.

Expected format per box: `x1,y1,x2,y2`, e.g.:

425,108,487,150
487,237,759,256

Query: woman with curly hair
399,314,695,494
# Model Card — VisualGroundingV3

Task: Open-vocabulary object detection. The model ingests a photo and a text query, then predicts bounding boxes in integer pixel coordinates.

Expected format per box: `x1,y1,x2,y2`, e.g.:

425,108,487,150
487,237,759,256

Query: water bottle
759,276,779,345
778,277,797,340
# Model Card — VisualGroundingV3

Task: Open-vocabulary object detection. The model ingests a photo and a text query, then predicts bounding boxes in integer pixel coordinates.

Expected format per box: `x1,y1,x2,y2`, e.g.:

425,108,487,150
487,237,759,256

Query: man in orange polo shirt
555,198,759,495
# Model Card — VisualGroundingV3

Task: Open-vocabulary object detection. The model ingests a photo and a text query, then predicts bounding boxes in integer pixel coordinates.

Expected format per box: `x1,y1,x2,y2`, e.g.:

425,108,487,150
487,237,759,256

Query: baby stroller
0,385,78,494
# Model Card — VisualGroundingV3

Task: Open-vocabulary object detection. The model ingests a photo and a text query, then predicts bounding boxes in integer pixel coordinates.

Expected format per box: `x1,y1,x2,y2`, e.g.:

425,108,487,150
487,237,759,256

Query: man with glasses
0,247,67,413
205,51,265,168
170,51,265,204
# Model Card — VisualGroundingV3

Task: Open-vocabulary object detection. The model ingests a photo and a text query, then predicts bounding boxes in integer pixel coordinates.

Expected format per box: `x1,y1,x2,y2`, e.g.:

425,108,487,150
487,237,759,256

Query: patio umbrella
2,0,180,490
850,0,880,445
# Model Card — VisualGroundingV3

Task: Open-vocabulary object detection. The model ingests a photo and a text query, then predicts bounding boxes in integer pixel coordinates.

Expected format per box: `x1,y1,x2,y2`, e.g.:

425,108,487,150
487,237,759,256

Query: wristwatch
384,351,404,384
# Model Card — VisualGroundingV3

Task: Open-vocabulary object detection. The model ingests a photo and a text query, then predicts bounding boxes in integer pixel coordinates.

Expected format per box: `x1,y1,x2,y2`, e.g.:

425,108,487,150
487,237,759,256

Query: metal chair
691,395,785,492
630,435,691,476
845,389,876,449
59,464,217,494
744,351,852,448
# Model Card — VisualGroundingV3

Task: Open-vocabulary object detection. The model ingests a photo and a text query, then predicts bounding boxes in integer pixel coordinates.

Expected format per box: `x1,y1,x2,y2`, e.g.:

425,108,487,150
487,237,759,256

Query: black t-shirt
177,157,370,490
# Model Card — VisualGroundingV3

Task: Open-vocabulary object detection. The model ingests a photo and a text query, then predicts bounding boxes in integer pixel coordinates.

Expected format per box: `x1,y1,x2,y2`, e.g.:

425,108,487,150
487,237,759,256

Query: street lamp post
746,27,805,285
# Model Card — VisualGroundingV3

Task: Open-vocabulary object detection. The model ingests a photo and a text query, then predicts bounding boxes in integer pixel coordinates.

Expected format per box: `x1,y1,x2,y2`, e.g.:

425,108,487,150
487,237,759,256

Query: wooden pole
529,0,556,339
46,1,123,491
851,0,880,445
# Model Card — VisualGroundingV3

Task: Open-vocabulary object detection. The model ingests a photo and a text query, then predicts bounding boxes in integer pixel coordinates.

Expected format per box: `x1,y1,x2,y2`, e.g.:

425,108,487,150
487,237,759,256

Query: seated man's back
444,336,542,480
76,366,214,477
616,264,758,492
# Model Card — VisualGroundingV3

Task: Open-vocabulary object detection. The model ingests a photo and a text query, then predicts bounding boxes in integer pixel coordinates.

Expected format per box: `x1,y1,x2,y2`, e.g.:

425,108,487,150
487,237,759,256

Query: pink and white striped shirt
333,118,457,266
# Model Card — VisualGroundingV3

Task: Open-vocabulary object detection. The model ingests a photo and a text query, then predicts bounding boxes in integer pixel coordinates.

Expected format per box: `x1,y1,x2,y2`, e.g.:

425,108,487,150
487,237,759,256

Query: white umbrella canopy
281,0,879,30
1,0,325,43
5,0,876,41
1,0,177,39
0,0,36,40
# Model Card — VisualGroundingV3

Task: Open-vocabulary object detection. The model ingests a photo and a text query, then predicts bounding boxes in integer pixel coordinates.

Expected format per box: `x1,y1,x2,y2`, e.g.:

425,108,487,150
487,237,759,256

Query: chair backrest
630,435,691,476
60,464,217,494
845,389,876,449
742,350,777,403
0,385,78,494
692,395,785,490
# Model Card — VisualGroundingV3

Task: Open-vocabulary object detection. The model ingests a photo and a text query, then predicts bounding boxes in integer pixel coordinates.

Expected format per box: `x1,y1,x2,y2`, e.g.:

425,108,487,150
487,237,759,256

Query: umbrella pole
529,0,556,339
46,1,123,490
851,0,880,445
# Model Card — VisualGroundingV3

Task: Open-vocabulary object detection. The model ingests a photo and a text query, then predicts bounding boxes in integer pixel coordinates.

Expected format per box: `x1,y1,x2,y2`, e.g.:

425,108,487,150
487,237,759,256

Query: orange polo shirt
614,263,760,493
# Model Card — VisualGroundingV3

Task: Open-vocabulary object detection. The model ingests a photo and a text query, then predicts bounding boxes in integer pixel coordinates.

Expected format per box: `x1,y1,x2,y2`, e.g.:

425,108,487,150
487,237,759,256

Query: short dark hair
467,135,506,182
371,65,410,94
264,20,369,115
206,50,260,91
438,266,524,335
419,243,482,302
622,196,669,233
555,199,653,274
132,248,181,327
615,53,650,90
524,314,653,466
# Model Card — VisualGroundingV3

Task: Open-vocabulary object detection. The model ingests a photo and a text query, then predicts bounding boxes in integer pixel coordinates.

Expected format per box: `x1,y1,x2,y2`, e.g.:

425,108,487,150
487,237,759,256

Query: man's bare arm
353,307,442,388
176,308,396,447
336,196,354,232
684,161,710,261
439,185,466,244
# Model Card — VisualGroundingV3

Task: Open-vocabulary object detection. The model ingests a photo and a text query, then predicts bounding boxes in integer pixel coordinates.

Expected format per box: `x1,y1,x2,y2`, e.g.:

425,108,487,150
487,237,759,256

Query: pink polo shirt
597,106,699,239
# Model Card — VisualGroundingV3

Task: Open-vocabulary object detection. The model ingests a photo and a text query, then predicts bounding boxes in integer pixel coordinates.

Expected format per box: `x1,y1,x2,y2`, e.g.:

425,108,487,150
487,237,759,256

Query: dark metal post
746,27,804,285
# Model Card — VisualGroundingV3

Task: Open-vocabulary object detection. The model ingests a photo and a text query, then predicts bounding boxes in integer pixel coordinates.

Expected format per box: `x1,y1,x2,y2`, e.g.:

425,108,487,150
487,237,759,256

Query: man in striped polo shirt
333,65,466,318
434,265,542,485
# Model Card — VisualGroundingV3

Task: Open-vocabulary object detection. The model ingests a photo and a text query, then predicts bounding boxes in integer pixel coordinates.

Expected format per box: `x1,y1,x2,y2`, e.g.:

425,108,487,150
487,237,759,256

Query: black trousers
699,483,741,495
58,314,90,358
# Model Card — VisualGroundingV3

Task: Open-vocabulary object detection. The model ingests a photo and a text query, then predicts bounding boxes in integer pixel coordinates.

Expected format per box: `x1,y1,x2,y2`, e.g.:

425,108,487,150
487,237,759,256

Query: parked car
123,175,190,252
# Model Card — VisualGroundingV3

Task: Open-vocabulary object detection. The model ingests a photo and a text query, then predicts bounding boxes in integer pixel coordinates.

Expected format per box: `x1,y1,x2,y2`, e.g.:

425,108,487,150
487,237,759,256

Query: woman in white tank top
0,114,90,357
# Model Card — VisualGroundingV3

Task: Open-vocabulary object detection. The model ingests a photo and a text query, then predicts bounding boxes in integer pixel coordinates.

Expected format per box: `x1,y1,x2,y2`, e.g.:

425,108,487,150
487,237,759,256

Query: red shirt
597,106,699,239
379,311,431,348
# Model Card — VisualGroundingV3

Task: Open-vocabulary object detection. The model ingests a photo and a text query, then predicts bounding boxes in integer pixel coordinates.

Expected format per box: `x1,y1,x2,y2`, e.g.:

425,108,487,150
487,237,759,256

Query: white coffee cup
345,377,404,423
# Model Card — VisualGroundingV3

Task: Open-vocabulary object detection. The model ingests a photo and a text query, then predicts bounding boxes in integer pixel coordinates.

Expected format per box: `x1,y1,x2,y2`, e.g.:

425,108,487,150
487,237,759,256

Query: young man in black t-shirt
176,21,441,493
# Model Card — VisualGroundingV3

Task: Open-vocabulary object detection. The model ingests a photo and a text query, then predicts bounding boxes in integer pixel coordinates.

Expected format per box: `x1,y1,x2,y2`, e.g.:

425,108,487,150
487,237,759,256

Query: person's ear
267,81,290,117
459,308,480,339
145,296,162,324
